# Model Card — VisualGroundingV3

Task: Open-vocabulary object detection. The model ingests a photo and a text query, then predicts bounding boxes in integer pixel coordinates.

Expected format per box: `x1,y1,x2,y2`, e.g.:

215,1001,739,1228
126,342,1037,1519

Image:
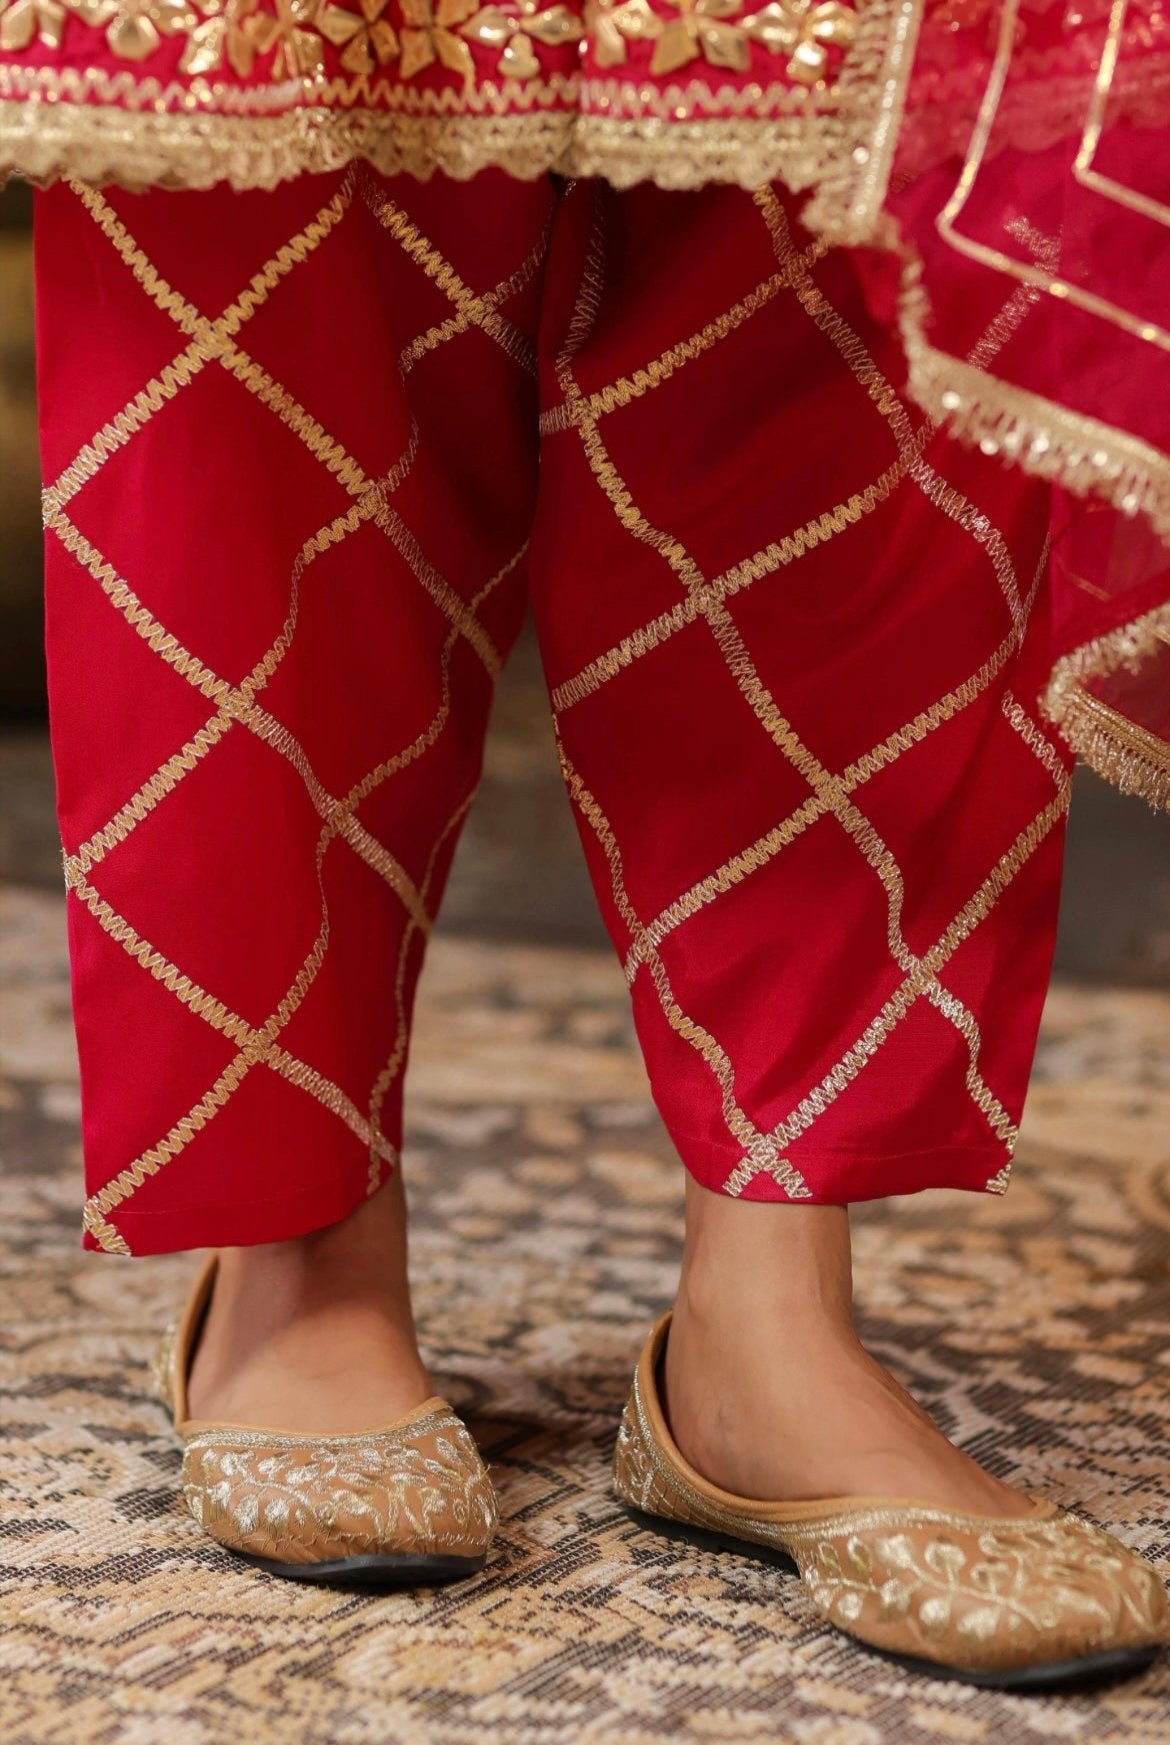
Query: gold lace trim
0,57,588,113
790,6,1170,815
562,107,842,187
0,73,842,188
905,343,1170,549
0,92,572,186
801,0,915,240
3,4,1168,203
0,54,841,116
1042,605,1170,810
898,276,1170,810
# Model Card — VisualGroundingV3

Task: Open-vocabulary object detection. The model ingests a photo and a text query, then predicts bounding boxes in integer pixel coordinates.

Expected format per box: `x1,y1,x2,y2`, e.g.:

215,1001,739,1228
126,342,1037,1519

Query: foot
664,1182,1035,1518
185,1173,435,1434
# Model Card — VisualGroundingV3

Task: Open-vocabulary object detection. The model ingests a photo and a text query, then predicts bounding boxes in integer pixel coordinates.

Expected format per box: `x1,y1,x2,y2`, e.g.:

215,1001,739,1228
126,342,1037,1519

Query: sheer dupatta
808,0,1170,806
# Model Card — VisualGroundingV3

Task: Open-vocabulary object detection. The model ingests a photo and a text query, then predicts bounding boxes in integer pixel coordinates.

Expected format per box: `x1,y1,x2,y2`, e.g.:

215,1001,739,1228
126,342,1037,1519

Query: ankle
215,1176,412,1304
676,1182,857,1338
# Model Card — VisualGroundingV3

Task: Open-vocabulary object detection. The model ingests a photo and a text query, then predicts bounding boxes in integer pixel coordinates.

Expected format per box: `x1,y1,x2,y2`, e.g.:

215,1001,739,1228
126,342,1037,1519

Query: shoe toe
801,1513,1169,1676
182,1410,498,1569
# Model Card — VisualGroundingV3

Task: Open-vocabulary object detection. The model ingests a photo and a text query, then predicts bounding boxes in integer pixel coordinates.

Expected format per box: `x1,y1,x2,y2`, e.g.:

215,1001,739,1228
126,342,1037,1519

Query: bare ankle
216,1175,412,1298
185,1178,433,1430
677,1177,857,1332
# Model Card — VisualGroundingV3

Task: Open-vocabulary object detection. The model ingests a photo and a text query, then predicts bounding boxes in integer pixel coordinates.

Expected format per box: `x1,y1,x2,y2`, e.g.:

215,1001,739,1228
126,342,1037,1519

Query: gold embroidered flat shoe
154,1255,498,1585
614,1314,1169,1689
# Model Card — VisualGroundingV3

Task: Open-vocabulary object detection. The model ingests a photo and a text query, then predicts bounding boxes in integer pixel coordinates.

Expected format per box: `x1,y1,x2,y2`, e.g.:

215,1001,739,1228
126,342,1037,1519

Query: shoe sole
620,1505,1161,1690
231,1550,487,1586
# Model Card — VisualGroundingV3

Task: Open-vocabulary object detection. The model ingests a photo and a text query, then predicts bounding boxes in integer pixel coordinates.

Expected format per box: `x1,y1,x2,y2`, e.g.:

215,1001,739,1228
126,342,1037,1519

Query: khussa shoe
614,1315,1169,1688
153,1254,498,1584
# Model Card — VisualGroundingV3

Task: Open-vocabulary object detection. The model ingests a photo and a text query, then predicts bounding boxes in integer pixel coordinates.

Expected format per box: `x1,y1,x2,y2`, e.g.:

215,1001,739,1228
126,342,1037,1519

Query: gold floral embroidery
318,0,398,74
743,0,856,84
179,0,261,77
460,0,582,83
582,0,854,82
648,0,748,76
583,0,658,67
398,0,477,81
613,1321,1170,1670
182,1409,499,1564
241,0,326,76
180,0,327,77
66,0,197,62
0,0,66,50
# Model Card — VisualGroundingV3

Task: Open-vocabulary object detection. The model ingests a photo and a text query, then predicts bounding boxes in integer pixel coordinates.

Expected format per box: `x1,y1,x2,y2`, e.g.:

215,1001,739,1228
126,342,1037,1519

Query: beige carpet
1,881,1169,1744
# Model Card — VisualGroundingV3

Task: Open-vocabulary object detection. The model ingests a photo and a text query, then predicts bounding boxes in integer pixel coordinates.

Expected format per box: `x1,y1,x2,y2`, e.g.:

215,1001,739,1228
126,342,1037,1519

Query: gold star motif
66,0,198,62
179,0,261,78
459,0,581,82
580,0,659,67
0,0,67,51
399,0,478,82
743,0,855,84
243,0,327,78
650,0,747,78
318,0,398,73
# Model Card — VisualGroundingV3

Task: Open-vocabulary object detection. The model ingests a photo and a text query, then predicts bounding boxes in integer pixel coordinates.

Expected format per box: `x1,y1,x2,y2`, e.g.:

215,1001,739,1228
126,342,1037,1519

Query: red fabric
867,8,1170,787
35,167,1071,1255
0,0,853,166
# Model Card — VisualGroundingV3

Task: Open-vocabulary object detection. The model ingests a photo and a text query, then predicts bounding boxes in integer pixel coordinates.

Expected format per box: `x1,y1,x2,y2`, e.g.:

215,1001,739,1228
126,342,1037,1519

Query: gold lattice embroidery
50,176,533,1249
546,187,1063,1195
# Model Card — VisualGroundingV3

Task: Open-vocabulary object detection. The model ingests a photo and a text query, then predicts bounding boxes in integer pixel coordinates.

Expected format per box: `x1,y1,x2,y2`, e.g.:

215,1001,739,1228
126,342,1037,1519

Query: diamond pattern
35,163,1073,1253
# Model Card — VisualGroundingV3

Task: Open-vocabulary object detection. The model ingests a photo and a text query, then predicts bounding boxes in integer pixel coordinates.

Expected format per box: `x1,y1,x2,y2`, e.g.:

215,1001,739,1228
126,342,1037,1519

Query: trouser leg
36,167,550,1253
532,178,1071,1205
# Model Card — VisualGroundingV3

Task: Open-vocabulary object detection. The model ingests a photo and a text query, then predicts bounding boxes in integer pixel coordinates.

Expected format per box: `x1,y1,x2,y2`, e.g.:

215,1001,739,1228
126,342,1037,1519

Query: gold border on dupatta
1043,604,1170,811
898,271,1170,812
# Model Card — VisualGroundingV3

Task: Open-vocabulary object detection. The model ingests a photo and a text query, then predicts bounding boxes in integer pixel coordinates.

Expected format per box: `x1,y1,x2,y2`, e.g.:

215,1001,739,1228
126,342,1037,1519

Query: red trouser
34,168,1072,1256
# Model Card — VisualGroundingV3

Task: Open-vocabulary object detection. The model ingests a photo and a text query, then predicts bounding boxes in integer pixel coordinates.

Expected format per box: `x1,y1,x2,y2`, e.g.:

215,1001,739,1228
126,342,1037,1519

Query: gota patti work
37,168,1071,1253
0,0,860,190
11,0,1169,1254
6,0,1169,809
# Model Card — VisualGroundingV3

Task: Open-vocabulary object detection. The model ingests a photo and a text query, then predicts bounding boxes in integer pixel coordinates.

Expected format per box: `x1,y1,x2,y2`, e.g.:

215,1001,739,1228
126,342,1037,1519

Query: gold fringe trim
880,255,1170,813
1041,605,1170,812
904,330,1170,550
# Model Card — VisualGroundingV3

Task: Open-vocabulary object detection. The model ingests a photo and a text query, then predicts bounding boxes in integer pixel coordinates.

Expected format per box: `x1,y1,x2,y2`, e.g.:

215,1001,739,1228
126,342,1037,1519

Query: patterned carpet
1,874,1169,1744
